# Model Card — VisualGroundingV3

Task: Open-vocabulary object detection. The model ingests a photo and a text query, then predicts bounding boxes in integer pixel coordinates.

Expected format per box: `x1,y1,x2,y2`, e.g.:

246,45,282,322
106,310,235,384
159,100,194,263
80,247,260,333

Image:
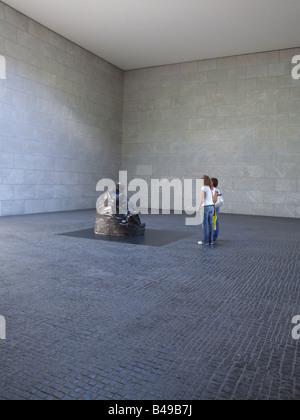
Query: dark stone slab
58,228,193,247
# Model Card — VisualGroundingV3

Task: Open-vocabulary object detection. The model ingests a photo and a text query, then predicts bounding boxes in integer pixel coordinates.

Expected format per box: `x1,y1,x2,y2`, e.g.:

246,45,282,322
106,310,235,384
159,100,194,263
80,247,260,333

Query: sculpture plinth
95,182,146,237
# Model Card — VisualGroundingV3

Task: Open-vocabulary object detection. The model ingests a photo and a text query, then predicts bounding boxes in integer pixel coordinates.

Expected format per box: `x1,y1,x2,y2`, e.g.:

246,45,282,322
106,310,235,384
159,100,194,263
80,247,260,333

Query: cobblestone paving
0,210,299,400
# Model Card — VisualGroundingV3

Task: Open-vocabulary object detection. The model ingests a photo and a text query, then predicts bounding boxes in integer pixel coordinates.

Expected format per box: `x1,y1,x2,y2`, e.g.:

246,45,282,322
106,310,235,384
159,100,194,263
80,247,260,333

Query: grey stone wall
123,49,300,218
1,2,299,219
0,3,123,216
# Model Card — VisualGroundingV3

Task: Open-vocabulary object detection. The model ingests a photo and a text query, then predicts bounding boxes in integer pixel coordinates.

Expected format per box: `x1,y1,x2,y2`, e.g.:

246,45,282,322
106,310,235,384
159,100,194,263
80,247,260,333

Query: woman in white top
198,175,217,246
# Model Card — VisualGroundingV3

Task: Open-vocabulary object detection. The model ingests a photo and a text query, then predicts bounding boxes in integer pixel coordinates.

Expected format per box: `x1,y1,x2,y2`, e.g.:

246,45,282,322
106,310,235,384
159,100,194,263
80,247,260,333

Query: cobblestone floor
0,210,299,400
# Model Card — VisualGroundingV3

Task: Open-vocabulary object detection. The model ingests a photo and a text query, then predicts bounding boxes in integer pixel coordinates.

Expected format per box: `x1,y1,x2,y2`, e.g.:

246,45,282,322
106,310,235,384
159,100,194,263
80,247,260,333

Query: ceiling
3,0,300,70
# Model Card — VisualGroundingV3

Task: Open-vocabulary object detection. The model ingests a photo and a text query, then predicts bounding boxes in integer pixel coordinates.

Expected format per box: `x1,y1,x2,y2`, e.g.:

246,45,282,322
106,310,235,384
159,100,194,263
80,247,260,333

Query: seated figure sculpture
95,182,146,237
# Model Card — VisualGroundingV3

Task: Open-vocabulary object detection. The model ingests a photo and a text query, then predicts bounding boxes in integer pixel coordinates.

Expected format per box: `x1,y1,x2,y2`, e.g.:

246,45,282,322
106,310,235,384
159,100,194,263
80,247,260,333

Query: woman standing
198,175,216,246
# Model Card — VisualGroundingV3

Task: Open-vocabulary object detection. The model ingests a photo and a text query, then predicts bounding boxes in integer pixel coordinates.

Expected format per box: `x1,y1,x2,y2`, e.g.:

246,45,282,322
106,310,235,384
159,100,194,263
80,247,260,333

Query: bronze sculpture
95,182,146,237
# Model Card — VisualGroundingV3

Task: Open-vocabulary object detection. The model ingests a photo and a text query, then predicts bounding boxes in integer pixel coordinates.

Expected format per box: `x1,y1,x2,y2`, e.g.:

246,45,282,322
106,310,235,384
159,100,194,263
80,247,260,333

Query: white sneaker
198,241,203,245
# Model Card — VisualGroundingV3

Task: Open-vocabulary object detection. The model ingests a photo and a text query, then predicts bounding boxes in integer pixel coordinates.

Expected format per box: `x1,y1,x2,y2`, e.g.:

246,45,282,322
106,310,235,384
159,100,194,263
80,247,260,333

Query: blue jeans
213,207,220,242
202,206,214,245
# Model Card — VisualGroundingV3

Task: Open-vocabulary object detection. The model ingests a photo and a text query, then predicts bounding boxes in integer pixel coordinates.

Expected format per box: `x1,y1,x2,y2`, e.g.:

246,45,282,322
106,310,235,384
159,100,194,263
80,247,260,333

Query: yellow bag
213,215,217,231
213,208,217,231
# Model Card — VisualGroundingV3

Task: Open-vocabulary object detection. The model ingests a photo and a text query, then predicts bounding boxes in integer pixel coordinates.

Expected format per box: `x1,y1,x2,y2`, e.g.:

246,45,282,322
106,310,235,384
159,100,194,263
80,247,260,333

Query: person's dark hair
211,178,219,188
202,175,211,187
